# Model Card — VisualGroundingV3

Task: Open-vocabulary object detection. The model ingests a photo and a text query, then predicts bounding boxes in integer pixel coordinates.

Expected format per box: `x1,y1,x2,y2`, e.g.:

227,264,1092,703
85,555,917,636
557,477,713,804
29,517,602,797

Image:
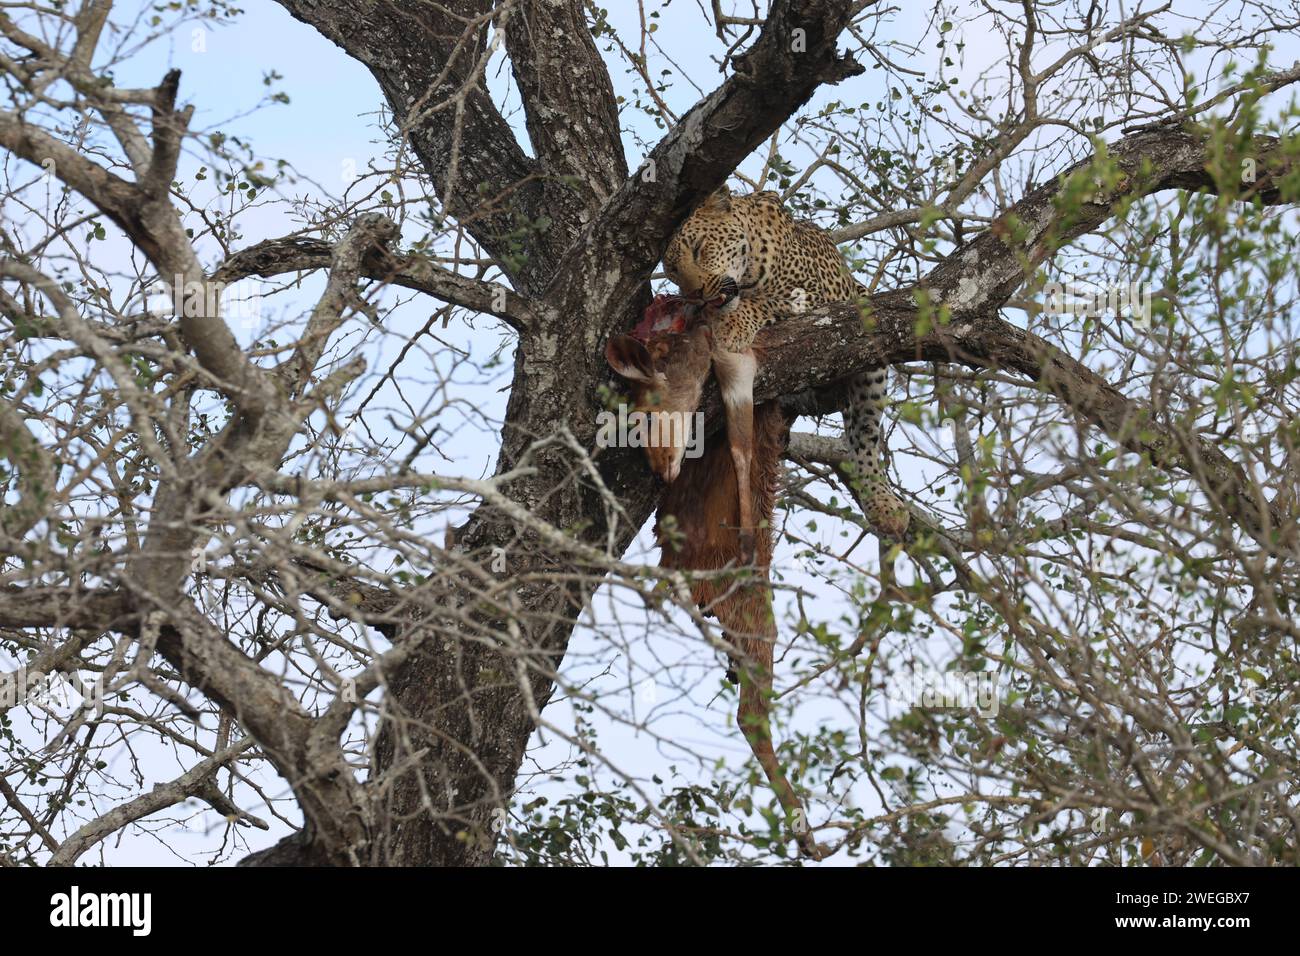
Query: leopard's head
663,186,746,307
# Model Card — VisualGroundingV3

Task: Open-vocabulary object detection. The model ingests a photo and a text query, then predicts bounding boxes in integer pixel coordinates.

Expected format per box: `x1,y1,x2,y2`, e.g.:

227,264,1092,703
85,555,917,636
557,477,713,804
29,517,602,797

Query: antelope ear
701,184,732,213
605,335,656,382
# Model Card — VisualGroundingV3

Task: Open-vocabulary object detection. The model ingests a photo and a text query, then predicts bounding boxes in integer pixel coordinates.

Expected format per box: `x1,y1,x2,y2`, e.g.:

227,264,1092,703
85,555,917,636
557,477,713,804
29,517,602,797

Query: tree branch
272,0,574,294
550,0,866,336
738,127,1300,543
212,233,537,330
48,737,262,866
502,0,627,207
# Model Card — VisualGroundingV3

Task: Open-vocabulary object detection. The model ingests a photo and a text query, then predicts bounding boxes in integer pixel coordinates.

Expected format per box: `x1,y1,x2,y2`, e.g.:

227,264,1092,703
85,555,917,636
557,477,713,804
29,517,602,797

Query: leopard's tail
842,367,909,538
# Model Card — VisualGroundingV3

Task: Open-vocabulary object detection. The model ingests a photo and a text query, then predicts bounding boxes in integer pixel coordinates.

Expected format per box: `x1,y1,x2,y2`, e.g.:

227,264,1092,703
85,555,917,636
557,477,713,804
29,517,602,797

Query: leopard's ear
700,184,732,213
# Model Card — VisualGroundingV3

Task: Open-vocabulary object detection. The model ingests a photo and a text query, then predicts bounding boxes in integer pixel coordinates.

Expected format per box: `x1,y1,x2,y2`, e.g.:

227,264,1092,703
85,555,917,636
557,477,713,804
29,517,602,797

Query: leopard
662,185,909,539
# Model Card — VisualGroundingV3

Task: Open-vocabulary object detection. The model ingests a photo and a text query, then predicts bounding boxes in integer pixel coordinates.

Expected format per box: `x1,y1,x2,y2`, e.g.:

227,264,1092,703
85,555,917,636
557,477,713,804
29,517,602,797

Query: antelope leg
712,348,758,562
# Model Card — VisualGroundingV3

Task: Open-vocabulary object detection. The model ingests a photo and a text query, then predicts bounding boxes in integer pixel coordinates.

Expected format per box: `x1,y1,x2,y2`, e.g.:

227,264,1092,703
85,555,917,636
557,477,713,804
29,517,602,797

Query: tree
1,0,1298,866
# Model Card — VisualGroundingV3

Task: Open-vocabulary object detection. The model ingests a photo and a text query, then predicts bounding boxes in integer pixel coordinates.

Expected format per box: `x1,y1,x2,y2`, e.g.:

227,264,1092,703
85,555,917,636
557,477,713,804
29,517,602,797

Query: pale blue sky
9,0,1297,865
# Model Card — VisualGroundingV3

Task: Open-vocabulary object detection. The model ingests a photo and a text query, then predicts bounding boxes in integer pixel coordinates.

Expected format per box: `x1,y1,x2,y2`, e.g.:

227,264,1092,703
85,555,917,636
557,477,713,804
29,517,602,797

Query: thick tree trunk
234,0,871,866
